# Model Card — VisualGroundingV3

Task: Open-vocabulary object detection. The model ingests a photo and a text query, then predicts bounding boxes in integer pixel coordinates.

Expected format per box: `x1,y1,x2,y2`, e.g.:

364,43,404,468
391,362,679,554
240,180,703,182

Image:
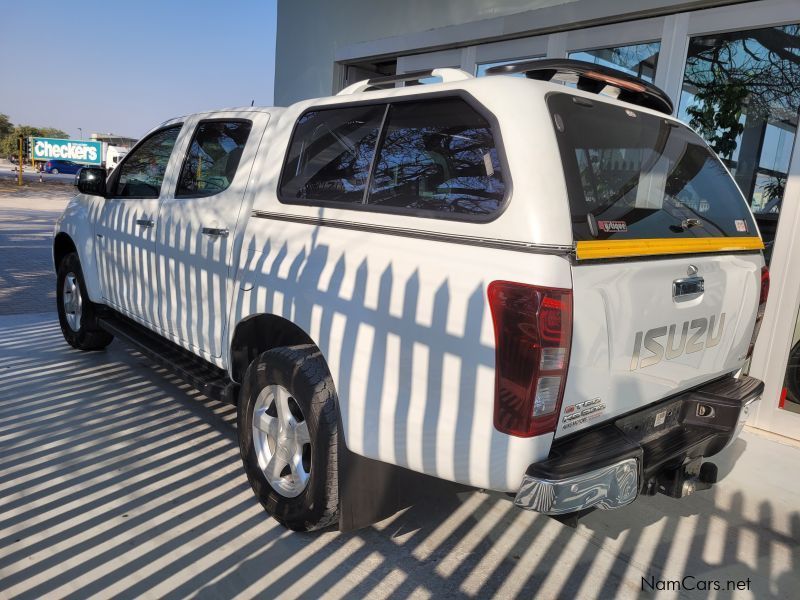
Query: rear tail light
747,266,769,359
487,281,573,437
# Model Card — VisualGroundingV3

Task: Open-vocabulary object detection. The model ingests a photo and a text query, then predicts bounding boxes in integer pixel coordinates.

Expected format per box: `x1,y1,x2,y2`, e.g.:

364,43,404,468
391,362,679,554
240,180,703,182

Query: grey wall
274,0,738,105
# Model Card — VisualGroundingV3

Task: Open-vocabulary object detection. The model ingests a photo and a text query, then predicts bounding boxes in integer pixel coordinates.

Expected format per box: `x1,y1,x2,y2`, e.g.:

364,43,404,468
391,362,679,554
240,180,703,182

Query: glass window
548,92,756,241
783,306,800,415
176,121,252,197
279,105,385,204
679,24,800,261
114,126,181,198
568,42,660,83
367,98,505,216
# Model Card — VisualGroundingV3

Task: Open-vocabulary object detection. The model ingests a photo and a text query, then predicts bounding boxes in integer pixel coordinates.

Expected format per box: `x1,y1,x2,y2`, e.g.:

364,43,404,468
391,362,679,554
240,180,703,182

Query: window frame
107,124,183,200
277,90,512,224
174,117,254,200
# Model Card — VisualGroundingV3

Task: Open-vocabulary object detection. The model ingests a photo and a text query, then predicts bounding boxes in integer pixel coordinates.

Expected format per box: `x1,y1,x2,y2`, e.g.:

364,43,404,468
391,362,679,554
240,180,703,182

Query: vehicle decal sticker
597,220,628,233
575,236,764,260
561,397,606,430
735,219,748,232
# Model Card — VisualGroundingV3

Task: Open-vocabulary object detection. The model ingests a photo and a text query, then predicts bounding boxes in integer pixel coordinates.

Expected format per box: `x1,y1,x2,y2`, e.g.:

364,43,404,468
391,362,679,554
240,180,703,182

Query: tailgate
559,254,762,436
546,91,766,437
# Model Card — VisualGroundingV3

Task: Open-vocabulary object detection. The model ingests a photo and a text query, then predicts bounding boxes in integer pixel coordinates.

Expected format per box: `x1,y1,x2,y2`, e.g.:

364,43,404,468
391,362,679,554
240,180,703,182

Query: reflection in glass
568,42,660,82
548,92,756,242
115,126,181,198
368,98,505,216
782,306,800,415
279,105,385,204
679,25,800,260
177,121,252,197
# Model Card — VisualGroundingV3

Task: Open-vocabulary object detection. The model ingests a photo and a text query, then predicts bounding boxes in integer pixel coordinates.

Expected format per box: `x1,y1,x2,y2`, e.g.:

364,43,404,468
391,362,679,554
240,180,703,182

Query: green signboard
32,137,103,165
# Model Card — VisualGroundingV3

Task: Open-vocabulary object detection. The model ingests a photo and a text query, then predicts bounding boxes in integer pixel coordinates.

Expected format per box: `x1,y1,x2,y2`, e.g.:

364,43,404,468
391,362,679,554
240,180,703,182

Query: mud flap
338,445,470,532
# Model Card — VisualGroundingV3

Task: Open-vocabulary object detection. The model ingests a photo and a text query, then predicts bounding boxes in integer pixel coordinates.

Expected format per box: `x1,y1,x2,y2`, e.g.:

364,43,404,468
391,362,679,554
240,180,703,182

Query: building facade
275,0,800,440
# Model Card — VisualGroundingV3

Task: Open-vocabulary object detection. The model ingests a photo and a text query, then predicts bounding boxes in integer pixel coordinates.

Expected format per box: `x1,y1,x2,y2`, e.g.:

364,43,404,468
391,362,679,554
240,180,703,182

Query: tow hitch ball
646,459,718,498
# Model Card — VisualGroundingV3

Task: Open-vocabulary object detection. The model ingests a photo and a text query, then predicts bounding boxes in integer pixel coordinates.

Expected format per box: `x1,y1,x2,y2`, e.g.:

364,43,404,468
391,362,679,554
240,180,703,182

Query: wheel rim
62,272,82,332
252,384,312,498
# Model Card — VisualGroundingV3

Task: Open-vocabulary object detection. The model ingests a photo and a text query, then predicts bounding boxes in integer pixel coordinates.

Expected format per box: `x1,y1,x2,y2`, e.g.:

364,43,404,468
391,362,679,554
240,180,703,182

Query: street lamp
78,128,82,140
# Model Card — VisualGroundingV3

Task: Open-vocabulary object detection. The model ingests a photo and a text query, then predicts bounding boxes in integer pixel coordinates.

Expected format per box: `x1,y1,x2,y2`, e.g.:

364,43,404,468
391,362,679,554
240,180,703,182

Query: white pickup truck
54,60,767,532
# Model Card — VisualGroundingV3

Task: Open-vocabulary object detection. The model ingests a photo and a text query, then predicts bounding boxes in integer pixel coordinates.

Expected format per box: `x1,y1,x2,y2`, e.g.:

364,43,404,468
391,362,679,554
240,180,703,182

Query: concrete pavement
0,179,72,315
0,187,798,599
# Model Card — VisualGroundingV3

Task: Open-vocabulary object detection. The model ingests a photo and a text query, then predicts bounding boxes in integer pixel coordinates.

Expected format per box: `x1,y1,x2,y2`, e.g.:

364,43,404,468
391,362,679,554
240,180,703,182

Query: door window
176,120,253,197
114,126,181,198
279,105,385,204
679,24,800,261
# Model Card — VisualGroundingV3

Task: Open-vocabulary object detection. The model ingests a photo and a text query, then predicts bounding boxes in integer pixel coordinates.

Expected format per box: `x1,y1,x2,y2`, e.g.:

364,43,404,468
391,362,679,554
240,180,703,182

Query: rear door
156,111,269,359
547,92,766,436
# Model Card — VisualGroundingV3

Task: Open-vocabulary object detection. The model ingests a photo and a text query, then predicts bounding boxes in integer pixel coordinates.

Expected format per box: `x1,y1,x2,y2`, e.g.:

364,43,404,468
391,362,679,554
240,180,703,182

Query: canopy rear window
548,92,757,241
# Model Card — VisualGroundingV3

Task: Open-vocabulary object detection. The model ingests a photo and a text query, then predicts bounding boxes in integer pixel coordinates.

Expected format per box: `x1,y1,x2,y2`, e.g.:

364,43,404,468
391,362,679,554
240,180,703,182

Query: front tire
56,252,113,350
238,345,339,531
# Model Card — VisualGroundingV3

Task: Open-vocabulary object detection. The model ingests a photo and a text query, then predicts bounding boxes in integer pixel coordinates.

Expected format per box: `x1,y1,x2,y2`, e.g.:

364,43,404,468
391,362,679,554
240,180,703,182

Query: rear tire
51,168,59,174
56,252,113,351
238,345,339,531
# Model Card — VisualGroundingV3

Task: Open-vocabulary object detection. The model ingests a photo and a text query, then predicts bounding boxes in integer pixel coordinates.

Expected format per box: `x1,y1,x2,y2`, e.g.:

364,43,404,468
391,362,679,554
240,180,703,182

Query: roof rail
337,67,473,95
485,58,673,115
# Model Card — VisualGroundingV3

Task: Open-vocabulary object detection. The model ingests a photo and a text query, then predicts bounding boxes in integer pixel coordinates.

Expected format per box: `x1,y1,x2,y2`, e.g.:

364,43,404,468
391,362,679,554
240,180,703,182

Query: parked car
44,159,84,174
53,59,767,533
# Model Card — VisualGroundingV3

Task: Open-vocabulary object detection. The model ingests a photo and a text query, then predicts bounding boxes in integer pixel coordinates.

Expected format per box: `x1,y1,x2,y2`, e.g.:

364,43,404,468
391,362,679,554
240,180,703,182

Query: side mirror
76,167,108,197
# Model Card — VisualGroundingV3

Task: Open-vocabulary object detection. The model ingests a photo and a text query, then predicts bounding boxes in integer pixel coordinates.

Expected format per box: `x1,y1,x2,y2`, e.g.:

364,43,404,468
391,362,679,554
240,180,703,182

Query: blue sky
0,0,276,140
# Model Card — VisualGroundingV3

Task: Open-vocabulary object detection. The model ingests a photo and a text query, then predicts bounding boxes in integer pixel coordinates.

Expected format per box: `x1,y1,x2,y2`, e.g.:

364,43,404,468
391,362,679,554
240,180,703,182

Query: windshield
548,92,757,241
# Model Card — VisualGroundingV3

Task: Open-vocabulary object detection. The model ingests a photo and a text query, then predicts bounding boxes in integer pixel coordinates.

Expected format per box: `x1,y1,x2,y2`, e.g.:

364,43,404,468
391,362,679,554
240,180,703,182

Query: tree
0,124,70,157
0,114,11,139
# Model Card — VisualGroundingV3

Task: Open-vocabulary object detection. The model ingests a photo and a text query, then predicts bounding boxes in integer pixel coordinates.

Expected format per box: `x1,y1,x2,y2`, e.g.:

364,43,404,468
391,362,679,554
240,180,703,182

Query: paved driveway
0,184,798,599
0,179,72,315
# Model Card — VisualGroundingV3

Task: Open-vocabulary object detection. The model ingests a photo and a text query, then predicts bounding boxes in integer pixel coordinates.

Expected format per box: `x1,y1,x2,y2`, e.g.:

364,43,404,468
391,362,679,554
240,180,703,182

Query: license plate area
616,399,683,444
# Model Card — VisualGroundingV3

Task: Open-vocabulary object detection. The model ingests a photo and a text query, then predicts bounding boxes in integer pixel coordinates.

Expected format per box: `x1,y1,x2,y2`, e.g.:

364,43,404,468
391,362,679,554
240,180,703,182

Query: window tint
548,93,756,241
367,99,505,216
114,126,181,198
176,120,252,197
279,105,385,203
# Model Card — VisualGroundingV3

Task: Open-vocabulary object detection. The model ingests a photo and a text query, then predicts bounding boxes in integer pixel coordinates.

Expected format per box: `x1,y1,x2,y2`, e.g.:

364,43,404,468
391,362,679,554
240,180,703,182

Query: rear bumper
514,374,763,515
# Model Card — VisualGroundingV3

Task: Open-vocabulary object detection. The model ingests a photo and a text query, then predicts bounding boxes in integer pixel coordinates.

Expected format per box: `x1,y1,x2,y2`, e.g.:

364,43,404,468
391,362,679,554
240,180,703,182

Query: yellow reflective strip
575,237,765,260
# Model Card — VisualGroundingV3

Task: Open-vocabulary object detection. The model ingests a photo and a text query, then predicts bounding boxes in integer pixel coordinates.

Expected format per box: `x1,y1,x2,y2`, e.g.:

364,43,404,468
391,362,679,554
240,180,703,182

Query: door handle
202,227,229,237
136,218,154,228
673,276,704,300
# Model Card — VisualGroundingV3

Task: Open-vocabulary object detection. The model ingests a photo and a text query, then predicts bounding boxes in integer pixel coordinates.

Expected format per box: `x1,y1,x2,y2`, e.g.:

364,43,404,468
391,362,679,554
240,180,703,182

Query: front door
156,111,268,359
96,124,183,326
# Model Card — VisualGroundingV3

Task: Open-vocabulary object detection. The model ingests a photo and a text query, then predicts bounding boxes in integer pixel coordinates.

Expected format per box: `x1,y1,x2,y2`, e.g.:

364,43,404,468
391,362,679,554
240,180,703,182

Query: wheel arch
53,232,77,272
229,313,318,383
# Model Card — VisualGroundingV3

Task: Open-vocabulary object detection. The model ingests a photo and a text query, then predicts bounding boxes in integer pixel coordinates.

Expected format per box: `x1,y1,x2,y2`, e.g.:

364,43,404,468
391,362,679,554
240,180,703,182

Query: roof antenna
250,99,254,106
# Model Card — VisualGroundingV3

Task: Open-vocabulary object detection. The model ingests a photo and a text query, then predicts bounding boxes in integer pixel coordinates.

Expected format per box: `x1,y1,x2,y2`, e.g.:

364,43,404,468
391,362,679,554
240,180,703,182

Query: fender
54,193,106,303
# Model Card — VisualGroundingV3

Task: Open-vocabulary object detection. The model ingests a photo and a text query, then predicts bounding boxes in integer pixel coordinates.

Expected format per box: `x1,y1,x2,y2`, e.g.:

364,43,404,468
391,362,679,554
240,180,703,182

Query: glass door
678,24,800,264
674,15,800,440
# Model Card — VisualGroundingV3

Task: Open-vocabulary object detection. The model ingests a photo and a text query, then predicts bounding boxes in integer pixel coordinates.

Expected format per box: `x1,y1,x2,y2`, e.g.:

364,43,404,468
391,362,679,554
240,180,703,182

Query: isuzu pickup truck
54,59,767,531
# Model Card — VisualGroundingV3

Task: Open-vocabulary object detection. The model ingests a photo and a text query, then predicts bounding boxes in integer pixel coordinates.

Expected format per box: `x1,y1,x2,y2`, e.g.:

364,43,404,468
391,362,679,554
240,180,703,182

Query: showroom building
274,0,800,440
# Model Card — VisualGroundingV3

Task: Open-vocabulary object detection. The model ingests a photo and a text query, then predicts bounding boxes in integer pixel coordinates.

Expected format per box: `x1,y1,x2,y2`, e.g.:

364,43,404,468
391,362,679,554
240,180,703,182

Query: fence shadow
1,180,798,598
0,314,798,599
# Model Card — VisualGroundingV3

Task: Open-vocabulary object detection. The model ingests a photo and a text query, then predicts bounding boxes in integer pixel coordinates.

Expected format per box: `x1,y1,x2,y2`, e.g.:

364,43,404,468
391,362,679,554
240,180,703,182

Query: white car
54,60,768,532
